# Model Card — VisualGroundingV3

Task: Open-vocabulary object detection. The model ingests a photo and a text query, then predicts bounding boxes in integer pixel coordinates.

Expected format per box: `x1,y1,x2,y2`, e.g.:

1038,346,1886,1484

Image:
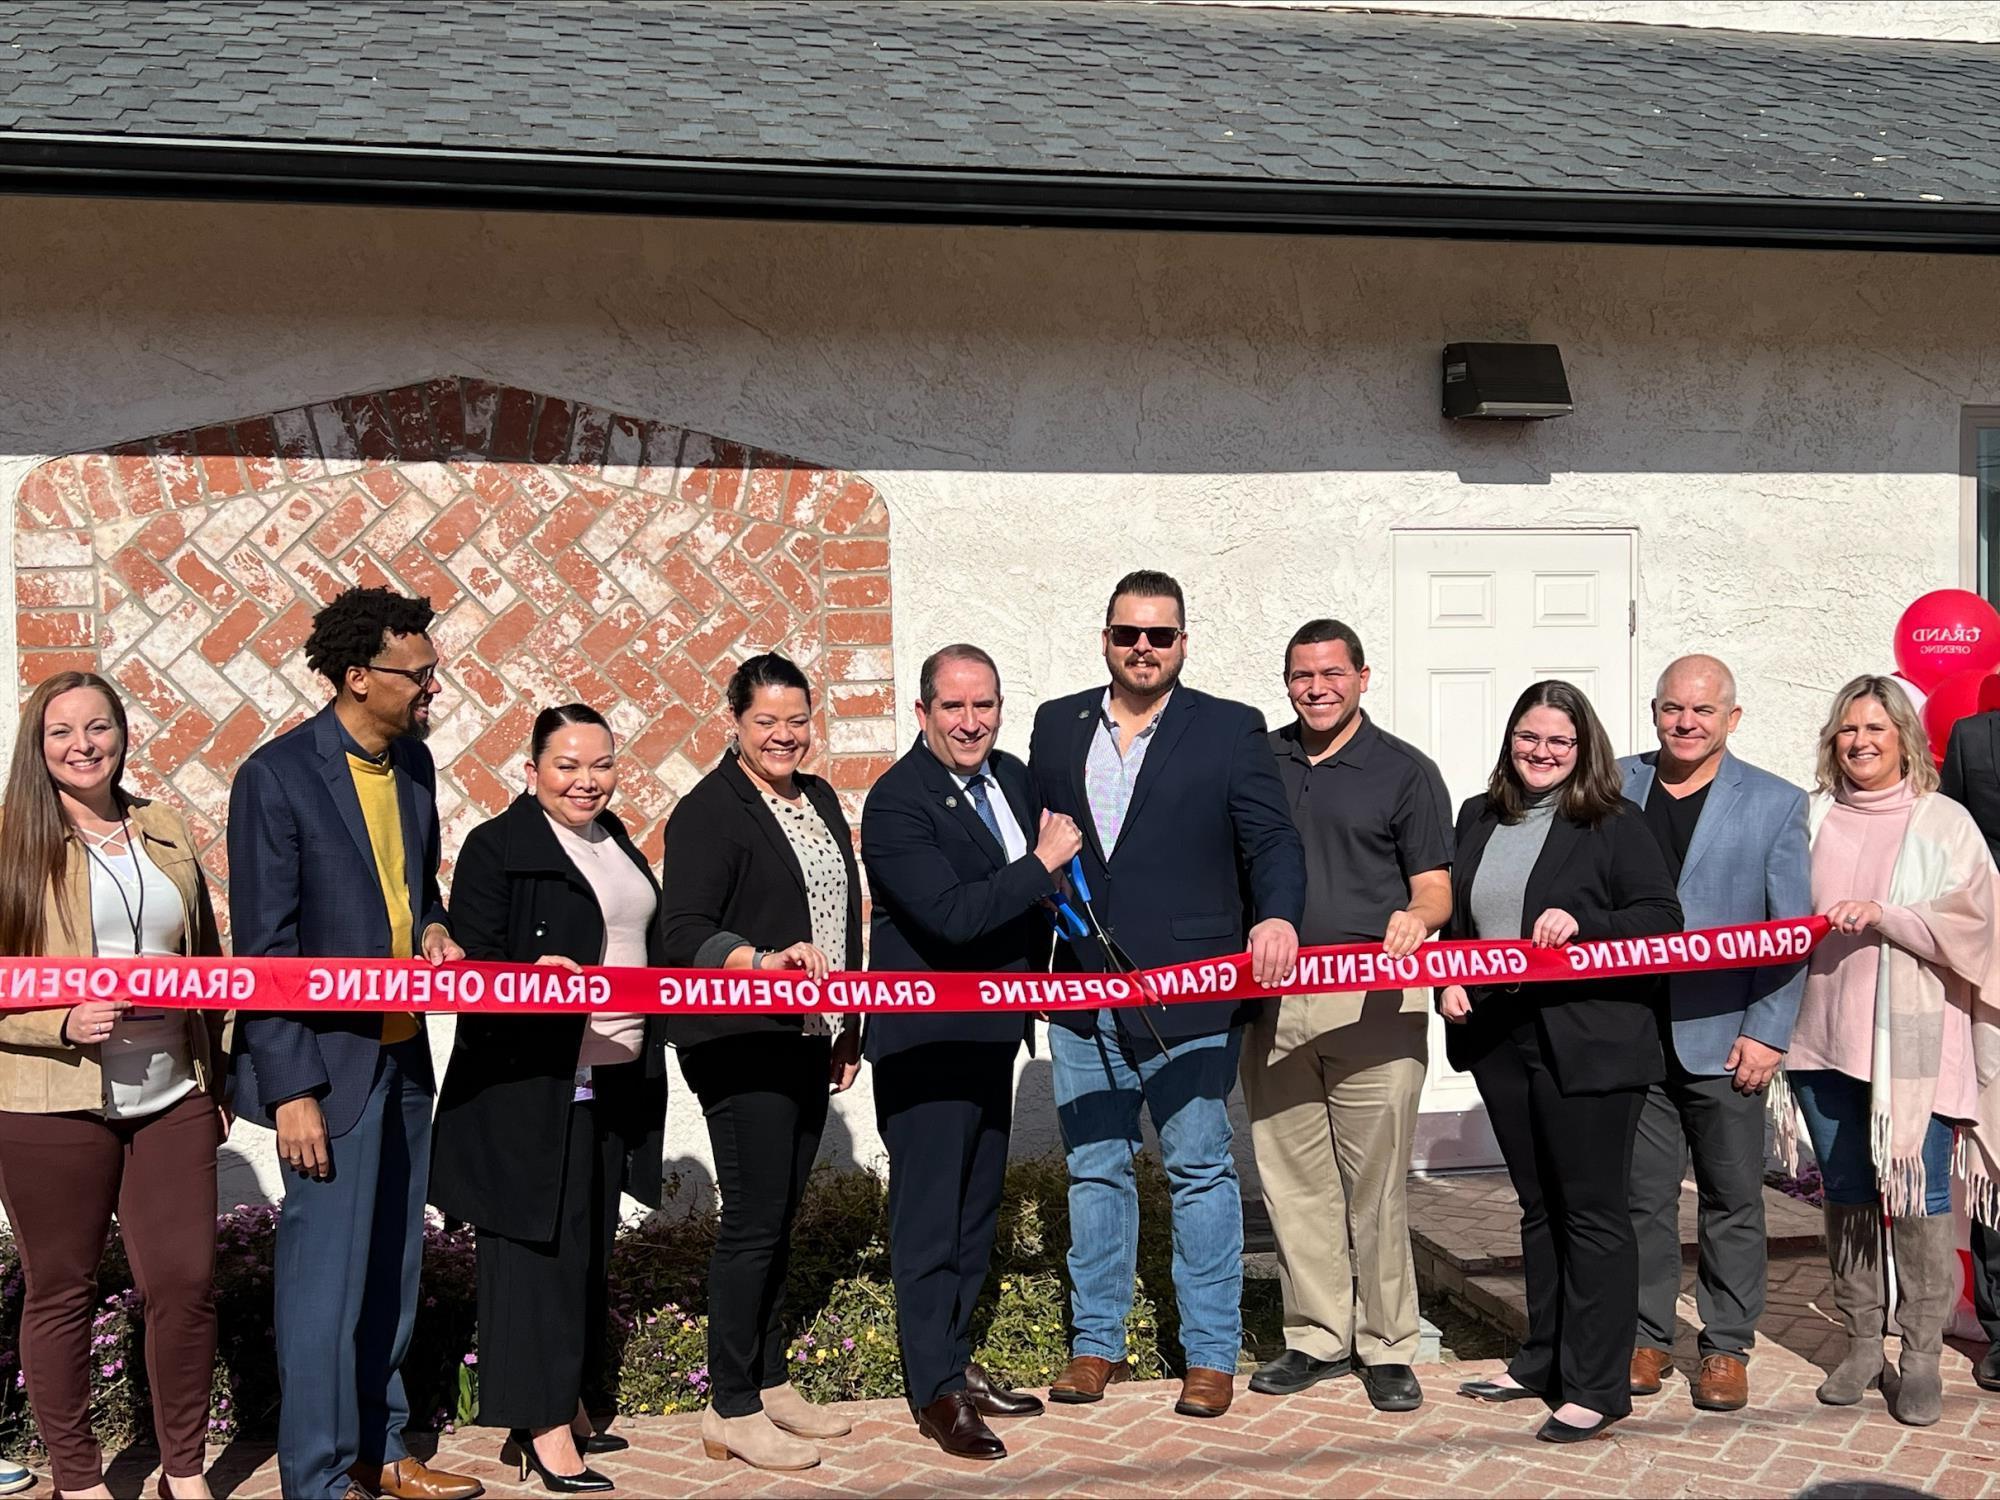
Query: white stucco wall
1,195,1994,1209
1167,0,2000,44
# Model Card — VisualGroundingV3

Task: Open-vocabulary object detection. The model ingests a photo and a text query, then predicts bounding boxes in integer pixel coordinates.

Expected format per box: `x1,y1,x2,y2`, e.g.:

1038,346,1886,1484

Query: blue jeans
1049,1013,1245,1373
1789,1068,1955,1216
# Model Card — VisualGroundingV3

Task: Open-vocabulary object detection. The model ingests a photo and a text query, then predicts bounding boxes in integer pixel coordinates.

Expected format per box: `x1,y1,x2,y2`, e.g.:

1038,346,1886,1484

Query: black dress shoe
917,1392,1006,1461
1456,1378,1541,1403
1249,1349,1352,1395
1977,1344,2000,1393
964,1362,1044,1418
1357,1363,1423,1412
1536,1412,1625,1444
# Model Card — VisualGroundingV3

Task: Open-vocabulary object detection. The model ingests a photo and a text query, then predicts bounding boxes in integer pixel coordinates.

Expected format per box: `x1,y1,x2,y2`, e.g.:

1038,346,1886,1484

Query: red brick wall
11,378,895,906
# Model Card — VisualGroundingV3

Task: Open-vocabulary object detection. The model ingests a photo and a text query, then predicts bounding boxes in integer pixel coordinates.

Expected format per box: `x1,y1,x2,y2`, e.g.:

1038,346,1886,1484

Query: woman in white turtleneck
430,705,670,1492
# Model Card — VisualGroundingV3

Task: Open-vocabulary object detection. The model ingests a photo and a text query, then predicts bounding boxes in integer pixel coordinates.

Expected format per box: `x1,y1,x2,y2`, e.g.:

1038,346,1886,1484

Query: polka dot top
760,790,851,1037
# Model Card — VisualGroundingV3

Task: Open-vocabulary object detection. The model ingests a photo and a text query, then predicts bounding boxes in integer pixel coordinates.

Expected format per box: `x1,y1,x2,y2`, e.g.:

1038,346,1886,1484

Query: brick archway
12,378,895,905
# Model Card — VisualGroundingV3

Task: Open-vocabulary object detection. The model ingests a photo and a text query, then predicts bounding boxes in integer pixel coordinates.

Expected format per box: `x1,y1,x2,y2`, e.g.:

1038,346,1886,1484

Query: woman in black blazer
657,653,863,1473
431,704,668,1494
1439,680,1681,1444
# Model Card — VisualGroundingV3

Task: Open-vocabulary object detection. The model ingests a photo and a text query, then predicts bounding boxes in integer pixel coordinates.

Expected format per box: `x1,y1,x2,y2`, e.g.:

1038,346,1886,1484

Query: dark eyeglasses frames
367,662,439,691
1107,625,1184,649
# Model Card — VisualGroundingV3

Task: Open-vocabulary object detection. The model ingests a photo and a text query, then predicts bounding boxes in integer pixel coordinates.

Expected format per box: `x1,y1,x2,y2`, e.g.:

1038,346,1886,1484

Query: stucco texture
0,194,1993,1206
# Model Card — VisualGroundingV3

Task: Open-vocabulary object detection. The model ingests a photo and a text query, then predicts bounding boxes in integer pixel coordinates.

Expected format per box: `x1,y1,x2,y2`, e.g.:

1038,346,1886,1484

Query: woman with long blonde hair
0,672,228,1500
1788,674,2000,1428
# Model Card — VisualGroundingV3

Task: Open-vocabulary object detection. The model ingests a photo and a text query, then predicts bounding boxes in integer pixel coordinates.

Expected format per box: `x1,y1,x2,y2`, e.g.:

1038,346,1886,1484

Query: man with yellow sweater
229,588,480,1500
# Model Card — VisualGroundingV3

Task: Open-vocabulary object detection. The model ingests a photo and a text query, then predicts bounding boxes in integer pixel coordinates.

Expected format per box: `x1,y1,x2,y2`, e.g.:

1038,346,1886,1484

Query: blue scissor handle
1066,855,1093,904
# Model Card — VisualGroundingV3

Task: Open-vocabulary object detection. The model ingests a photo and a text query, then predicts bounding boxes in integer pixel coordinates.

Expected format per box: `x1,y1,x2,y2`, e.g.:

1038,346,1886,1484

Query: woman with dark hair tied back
430,703,669,1493
0,672,227,1500
1438,680,1682,1444
657,652,864,1472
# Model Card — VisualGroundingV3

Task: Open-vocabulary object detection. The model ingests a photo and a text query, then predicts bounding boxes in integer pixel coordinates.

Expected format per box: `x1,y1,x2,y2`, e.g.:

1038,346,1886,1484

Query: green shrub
0,1152,1191,1456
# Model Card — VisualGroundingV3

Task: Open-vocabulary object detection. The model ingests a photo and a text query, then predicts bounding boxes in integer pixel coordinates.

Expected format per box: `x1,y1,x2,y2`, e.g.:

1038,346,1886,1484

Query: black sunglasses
1107,625,1184,649
367,662,439,690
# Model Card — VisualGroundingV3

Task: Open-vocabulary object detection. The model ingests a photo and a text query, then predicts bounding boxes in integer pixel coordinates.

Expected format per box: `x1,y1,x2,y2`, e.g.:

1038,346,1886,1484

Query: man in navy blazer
1619,655,1811,1416
861,644,1081,1460
1027,571,1305,1419
228,588,480,1500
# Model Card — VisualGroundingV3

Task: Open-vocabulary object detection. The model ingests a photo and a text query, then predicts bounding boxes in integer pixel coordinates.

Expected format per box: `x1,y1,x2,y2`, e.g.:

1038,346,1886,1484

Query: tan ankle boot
761,1379,854,1439
1886,1213,1958,1428
700,1404,820,1470
1818,1202,1886,1406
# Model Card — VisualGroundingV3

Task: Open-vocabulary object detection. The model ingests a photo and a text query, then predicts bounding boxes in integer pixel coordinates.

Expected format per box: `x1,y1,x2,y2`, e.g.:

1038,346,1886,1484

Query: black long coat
429,793,668,1242
1442,792,1683,1095
655,753,863,1049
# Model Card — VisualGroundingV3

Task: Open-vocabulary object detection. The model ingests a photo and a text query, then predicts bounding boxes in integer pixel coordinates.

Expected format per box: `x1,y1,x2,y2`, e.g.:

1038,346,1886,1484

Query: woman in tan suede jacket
0,671,227,1500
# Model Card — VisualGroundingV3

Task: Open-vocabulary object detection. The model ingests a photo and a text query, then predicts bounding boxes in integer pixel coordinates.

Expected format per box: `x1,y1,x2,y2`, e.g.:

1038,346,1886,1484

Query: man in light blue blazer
1620,655,1811,1415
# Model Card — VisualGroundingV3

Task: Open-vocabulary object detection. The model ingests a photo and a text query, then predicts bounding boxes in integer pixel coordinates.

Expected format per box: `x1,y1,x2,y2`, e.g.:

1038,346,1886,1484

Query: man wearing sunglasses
229,587,479,1500
1028,570,1305,1420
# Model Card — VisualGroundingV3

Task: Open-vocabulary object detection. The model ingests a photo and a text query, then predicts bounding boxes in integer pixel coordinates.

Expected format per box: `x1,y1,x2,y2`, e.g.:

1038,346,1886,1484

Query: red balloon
1894,590,2000,692
1920,668,1994,766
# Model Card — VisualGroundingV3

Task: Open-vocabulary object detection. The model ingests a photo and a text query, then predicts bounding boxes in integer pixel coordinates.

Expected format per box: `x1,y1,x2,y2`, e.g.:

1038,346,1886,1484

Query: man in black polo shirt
1243,619,1453,1414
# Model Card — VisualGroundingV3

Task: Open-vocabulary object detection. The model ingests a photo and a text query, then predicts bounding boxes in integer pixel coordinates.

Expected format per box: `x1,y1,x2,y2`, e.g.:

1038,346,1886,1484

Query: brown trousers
0,1091,220,1490
1241,989,1428,1366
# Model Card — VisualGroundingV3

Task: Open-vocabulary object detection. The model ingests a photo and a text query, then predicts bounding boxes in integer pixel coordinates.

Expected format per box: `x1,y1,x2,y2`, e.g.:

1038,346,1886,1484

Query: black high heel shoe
502,1429,615,1493
1537,1411,1625,1444
578,1430,630,1455
1456,1377,1541,1403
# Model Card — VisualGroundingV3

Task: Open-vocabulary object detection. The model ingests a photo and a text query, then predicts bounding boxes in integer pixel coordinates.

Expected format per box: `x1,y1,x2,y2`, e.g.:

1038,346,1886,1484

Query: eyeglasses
1107,625,1184,649
367,662,439,691
1512,730,1577,755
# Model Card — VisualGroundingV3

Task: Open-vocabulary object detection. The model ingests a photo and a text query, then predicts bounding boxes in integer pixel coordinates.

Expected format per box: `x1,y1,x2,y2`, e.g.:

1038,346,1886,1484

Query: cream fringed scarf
1786,791,2000,1224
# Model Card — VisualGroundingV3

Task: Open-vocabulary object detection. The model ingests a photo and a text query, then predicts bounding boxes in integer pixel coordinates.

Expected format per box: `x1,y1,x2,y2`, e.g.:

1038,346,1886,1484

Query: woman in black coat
430,704,668,1494
657,652,863,1473
1439,680,1681,1444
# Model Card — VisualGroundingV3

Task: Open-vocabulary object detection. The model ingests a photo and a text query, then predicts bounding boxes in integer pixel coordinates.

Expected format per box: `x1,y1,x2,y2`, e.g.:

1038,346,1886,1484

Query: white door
1390,529,1637,1171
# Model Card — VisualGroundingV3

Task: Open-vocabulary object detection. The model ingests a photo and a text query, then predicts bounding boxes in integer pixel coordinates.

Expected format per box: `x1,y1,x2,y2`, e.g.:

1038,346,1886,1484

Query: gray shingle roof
1,0,1995,207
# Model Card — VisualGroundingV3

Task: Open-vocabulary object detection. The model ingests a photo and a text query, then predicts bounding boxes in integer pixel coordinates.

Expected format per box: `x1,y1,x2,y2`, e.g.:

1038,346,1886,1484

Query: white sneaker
0,1461,34,1496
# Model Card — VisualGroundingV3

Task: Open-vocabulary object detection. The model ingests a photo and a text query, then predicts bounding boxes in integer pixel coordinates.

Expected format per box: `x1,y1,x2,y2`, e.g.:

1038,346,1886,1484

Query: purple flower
463,1352,478,1366
101,1362,120,1377
841,1338,855,1351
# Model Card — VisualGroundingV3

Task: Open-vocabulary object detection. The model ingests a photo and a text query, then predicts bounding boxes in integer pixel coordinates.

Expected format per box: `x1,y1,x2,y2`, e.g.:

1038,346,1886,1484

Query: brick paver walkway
44,1346,2000,1499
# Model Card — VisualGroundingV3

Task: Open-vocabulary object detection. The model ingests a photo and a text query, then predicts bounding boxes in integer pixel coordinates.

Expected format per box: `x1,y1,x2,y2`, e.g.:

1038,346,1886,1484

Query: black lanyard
80,819,146,953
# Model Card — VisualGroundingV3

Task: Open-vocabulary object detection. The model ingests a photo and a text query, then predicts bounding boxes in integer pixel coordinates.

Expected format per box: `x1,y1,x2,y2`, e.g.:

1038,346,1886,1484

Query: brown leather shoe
1048,1354,1131,1404
1629,1347,1675,1396
917,1391,1007,1460
1175,1366,1234,1418
1691,1353,1749,1412
349,1457,485,1500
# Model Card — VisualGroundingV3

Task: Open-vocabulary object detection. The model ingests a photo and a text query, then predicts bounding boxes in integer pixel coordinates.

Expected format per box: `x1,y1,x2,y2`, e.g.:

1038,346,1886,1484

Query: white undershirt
82,831,195,1119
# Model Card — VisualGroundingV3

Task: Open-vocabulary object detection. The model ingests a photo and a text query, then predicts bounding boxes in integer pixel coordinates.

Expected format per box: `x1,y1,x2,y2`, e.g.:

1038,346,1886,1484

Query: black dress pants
875,1042,1017,1411
475,1099,623,1430
1473,1019,1645,1419
1974,1218,2000,1345
679,1031,831,1417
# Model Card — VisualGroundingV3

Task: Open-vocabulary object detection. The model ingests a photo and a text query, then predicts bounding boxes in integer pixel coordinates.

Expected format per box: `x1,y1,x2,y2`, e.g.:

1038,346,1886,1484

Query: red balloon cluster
1891,590,2000,764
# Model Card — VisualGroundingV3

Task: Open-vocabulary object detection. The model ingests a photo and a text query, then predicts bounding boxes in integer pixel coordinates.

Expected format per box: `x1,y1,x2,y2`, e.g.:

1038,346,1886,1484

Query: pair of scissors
1043,855,1171,1052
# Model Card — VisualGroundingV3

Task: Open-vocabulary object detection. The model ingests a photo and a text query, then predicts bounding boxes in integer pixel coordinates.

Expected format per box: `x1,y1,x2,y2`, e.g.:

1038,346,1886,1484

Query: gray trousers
1629,1060,1767,1362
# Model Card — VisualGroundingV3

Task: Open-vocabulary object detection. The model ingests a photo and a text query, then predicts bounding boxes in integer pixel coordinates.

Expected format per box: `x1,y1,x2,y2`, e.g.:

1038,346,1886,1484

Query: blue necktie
965,774,1004,845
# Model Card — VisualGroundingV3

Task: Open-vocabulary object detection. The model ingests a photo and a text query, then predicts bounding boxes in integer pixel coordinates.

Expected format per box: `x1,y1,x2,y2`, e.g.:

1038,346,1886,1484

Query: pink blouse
1790,781,1976,1120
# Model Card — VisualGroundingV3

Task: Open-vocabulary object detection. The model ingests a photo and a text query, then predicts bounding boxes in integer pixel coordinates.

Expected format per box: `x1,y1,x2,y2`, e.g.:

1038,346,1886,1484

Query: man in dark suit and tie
1028,570,1306,1420
229,587,482,1500
861,644,1083,1460
1938,709,2000,1395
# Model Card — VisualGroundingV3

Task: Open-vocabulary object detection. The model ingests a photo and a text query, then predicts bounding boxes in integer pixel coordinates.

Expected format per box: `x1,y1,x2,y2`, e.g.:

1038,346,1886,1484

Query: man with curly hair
228,587,481,1500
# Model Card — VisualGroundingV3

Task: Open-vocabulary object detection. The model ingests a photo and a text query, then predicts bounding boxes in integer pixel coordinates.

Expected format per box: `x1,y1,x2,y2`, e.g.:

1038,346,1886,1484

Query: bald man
1619,655,1811,1415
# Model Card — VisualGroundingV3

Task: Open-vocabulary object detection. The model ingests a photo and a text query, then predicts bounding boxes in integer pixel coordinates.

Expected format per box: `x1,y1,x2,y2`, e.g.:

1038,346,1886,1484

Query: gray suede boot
1817,1202,1887,1406
1885,1212,1959,1427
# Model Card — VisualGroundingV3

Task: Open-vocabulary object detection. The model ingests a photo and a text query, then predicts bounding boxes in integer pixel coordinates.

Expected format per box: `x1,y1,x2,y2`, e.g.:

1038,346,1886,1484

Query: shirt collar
950,758,995,788
336,715,391,767
1281,710,1378,768
1098,687,1173,738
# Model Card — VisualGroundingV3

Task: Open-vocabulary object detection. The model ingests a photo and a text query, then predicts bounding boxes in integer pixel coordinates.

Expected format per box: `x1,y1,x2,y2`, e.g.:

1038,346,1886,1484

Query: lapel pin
945,796,958,808
1078,707,1091,719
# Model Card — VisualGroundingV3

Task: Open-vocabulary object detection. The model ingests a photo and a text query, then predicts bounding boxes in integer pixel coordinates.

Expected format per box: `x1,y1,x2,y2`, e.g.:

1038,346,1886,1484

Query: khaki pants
1241,988,1427,1365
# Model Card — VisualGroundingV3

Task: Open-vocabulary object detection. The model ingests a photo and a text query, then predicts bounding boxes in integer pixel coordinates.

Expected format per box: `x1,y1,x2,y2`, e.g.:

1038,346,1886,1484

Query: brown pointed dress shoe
1049,1354,1131,1404
965,1361,1045,1417
1691,1353,1749,1412
348,1457,484,1500
1629,1347,1674,1396
1175,1366,1234,1418
917,1391,1007,1460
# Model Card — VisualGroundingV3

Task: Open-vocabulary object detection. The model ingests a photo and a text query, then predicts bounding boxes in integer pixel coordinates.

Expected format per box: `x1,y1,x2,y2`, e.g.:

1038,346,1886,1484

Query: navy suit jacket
227,703,450,1137
1027,684,1306,1041
861,740,1052,1061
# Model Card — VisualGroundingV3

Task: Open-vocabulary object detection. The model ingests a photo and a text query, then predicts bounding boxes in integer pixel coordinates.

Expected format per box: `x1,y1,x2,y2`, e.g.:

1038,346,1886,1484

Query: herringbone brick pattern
11,378,894,900
52,1355,2000,1499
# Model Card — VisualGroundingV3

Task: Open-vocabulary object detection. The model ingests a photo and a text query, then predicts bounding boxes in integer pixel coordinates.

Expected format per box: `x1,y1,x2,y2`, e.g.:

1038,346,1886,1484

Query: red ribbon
0,918,1829,1019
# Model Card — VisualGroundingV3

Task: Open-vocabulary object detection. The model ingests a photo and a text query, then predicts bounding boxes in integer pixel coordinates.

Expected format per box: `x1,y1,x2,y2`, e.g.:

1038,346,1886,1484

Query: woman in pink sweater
1790,675,1997,1429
